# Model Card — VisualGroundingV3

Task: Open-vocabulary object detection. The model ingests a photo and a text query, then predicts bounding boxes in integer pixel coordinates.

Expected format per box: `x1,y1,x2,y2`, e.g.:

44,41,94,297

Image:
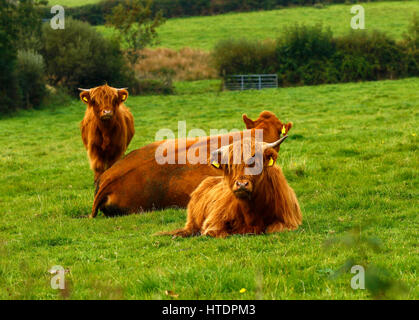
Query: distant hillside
96,1,419,50
48,0,101,6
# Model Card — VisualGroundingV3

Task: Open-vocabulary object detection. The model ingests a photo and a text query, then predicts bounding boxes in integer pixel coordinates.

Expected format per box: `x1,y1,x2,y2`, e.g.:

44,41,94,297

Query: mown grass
0,78,418,299
96,1,419,50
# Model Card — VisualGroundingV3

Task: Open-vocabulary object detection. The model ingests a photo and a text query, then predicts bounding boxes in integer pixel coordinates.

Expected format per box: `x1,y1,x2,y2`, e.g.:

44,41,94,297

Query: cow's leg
265,222,287,234
236,225,263,235
203,229,230,238
155,226,200,238
88,152,105,183
201,219,230,238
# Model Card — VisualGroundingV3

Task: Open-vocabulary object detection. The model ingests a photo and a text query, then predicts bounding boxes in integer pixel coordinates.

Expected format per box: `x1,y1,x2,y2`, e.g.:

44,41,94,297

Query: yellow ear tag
268,157,274,167
83,97,88,102
281,125,286,135
211,161,220,168
122,95,126,101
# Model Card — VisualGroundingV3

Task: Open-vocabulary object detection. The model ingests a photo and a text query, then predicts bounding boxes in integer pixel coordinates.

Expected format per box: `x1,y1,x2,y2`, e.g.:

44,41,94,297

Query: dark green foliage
213,21,419,88
106,0,165,66
41,18,133,96
213,39,277,76
14,0,46,51
0,0,22,114
402,14,419,76
334,31,408,82
16,50,47,109
60,0,122,26
276,24,336,85
0,0,49,114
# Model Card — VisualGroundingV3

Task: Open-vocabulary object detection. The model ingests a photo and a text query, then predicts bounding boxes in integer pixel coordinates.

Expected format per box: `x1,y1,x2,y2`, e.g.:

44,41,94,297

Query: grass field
0,78,417,299
48,0,101,6
96,1,419,50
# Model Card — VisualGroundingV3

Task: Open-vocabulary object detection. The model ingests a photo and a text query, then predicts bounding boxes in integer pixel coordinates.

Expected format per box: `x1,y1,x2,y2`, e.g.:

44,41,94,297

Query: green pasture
0,78,417,299
96,1,419,50
47,0,101,6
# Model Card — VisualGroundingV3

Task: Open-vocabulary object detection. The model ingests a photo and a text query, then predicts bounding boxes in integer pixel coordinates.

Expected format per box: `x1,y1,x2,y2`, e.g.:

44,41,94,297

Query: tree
14,0,47,52
0,0,48,114
41,18,133,96
106,0,166,67
0,0,21,113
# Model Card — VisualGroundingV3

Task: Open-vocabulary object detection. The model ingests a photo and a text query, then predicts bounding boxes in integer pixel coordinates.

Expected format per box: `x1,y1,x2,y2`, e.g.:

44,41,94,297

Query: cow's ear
281,122,293,135
211,160,222,169
242,114,255,129
210,152,224,170
264,148,278,167
80,91,90,104
118,89,128,103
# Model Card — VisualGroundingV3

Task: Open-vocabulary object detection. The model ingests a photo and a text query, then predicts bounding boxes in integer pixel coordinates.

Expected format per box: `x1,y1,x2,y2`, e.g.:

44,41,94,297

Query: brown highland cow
79,85,134,183
158,136,302,238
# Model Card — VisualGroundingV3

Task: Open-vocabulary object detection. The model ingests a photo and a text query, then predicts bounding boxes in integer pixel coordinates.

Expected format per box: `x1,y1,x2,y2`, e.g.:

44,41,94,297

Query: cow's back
96,139,219,214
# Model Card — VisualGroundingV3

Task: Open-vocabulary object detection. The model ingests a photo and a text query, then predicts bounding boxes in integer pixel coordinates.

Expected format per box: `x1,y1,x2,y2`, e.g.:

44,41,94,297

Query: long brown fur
157,139,302,238
80,84,134,183
91,111,292,217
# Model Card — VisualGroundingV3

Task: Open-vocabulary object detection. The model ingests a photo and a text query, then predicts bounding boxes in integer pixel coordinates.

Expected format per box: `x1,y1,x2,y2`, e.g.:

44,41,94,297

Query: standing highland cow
158,136,302,238
79,85,135,183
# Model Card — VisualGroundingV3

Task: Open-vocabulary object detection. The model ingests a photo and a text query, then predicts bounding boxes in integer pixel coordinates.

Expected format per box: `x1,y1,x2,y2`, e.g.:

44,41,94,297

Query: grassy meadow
47,0,101,6
0,78,417,299
96,1,419,50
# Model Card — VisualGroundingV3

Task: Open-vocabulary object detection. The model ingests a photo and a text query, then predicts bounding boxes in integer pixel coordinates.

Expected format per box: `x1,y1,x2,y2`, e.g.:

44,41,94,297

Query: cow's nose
236,181,249,188
103,110,112,114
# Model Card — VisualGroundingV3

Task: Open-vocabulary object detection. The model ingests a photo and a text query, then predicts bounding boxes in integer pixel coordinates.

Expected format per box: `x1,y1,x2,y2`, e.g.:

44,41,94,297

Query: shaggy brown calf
79,85,135,182
158,137,302,238
90,111,293,217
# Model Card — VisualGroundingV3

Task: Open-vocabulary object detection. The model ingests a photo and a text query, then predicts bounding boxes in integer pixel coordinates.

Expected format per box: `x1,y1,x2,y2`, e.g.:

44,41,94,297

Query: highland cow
79,85,134,183
158,136,302,238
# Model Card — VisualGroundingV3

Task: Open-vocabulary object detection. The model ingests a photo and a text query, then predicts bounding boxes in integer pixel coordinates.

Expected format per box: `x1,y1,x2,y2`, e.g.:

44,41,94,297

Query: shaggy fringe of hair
88,84,119,106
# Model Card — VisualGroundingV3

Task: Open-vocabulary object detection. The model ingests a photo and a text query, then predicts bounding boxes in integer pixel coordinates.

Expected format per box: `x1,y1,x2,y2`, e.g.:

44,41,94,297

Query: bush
41,18,133,96
276,24,336,85
402,14,419,77
213,38,277,76
16,50,47,108
213,21,419,88
334,31,408,81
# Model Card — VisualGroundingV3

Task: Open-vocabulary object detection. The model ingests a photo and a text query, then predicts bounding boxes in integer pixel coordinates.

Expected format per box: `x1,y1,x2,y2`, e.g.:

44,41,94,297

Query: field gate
224,74,278,91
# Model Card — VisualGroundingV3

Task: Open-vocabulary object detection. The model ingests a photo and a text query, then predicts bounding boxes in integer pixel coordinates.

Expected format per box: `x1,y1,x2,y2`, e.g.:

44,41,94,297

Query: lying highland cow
91,111,293,217
79,85,135,183
158,136,302,238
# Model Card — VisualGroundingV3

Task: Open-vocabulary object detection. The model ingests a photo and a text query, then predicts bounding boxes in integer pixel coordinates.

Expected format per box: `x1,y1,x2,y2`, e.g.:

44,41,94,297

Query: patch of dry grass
135,48,218,81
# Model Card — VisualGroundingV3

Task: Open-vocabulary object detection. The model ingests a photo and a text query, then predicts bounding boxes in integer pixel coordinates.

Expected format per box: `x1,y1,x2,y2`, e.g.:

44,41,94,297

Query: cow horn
263,135,288,150
210,145,229,162
116,88,128,91
78,88,91,91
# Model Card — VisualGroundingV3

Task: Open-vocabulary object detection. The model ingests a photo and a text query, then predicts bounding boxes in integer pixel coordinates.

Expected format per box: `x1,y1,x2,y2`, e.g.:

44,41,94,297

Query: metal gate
224,74,278,91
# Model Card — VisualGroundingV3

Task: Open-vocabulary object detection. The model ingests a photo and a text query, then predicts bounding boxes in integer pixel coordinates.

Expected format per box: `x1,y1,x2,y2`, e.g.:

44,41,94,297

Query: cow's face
80,85,128,121
242,111,292,146
210,137,287,200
